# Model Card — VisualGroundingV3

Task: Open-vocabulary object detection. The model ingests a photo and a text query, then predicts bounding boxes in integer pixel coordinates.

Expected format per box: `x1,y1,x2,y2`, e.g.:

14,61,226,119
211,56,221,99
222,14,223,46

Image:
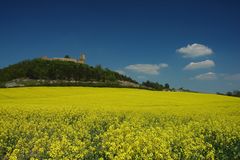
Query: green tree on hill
142,80,170,91
0,58,138,87
64,55,71,58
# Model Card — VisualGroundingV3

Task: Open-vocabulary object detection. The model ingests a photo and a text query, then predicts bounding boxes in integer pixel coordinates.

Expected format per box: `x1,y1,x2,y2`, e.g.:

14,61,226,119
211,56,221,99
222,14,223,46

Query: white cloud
191,72,240,81
224,73,240,81
184,60,215,70
177,43,213,58
125,63,168,75
115,70,126,75
193,72,217,81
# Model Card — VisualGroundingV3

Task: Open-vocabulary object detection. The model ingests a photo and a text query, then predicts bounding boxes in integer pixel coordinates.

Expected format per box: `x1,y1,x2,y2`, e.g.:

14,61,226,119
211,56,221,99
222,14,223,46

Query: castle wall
51,58,78,63
41,56,85,64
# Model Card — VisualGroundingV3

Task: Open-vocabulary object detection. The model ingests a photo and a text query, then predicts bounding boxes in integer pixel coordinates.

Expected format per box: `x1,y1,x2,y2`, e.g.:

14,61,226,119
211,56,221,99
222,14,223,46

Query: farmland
0,87,240,159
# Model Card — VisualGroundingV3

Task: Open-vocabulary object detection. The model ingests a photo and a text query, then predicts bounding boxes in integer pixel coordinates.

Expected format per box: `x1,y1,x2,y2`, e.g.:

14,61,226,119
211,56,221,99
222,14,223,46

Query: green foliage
64,55,71,58
142,80,169,91
0,59,137,85
164,83,170,89
217,90,240,98
227,90,240,97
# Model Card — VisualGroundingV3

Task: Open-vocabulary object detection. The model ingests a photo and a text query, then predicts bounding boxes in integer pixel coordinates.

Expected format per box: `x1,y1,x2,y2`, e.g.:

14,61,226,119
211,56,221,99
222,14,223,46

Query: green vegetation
217,90,240,98
142,80,171,91
64,55,71,58
0,59,137,87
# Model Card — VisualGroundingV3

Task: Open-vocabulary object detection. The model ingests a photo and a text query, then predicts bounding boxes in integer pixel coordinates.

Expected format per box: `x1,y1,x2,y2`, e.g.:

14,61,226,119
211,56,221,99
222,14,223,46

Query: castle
41,53,86,64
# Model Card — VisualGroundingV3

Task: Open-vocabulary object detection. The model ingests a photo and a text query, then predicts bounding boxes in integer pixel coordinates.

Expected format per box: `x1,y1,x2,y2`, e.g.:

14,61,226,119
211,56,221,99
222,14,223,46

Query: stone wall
41,56,84,64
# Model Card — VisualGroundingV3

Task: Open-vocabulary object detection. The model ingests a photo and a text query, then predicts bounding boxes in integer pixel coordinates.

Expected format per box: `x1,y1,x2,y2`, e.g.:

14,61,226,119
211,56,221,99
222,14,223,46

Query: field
0,87,240,159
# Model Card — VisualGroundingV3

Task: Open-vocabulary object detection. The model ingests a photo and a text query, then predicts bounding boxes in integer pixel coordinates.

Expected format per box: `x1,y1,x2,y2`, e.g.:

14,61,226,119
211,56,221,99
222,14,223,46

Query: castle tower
79,53,86,64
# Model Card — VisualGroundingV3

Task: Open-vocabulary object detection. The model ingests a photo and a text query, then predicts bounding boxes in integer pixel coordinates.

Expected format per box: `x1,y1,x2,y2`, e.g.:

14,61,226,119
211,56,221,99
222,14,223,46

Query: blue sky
0,0,240,93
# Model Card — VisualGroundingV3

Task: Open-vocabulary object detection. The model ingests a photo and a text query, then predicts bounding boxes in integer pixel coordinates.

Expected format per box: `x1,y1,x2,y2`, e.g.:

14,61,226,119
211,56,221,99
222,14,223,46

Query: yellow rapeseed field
0,87,240,159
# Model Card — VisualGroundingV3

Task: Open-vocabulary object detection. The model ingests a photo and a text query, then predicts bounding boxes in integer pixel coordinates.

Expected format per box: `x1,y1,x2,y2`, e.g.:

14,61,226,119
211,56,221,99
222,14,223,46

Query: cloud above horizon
224,73,240,81
177,43,213,58
191,72,240,81
125,63,168,75
193,72,217,81
184,60,215,70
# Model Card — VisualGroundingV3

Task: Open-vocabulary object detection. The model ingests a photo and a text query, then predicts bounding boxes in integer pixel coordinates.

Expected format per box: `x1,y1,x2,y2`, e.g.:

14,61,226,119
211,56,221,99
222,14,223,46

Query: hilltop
0,58,138,88
0,57,183,92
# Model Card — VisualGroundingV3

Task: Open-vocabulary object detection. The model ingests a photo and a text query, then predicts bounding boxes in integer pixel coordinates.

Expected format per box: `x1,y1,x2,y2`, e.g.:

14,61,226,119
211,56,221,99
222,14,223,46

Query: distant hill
0,59,139,88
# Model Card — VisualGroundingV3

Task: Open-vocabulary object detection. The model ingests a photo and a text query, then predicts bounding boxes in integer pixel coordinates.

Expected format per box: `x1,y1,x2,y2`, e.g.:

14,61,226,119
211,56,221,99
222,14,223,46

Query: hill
0,59,138,88
0,87,240,159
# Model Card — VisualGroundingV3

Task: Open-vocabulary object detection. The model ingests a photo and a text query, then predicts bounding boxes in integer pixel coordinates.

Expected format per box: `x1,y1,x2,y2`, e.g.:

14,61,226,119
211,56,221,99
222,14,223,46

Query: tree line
141,80,170,91
0,58,179,91
217,90,240,98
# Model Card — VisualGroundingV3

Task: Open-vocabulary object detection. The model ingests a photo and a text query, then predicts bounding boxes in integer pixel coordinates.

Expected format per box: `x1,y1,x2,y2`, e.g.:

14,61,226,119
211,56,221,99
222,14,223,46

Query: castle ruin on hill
41,53,86,64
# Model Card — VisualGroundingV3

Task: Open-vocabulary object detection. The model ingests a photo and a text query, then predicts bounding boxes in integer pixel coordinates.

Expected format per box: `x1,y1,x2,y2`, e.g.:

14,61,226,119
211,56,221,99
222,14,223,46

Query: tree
226,92,232,96
0,58,138,87
225,90,240,97
233,90,240,97
64,55,71,58
164,83,170,89
142,80,165,90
